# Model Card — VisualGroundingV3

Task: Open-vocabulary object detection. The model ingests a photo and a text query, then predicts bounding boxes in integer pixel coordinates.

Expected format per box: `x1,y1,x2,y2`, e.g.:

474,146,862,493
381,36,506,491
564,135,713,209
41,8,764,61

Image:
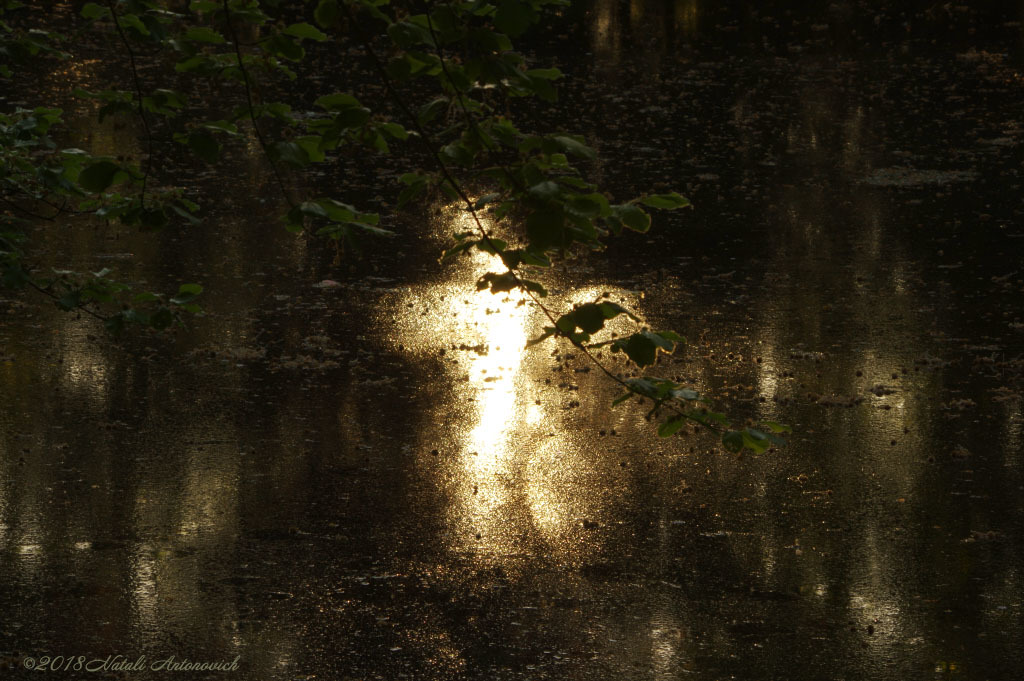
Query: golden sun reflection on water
384,209,632,562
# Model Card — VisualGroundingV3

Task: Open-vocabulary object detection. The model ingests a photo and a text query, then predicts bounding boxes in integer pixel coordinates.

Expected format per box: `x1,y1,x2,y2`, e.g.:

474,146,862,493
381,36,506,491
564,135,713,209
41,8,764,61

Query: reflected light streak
463,283,530,476
388,209,616,560
592,0,621,65
1003,407,1022,468
60,338,110,398
630,0,645,31
389,208,535,554
130,542,160,634
843,106,866,171
456,275,531,551
848,528,908,653
177,455,239,543
13,511,46,577
650,604,686,680
0,469,7,549
523,440,576,536
674,0,699,38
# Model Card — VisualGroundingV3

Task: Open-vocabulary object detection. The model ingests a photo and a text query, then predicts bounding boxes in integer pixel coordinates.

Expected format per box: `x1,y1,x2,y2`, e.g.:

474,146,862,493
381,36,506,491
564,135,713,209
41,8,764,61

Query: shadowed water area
2,1,1024,679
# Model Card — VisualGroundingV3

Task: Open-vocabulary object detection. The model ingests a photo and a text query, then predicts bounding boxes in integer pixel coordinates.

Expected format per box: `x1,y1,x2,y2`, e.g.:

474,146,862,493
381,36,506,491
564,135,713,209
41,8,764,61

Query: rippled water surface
2,2,1023,679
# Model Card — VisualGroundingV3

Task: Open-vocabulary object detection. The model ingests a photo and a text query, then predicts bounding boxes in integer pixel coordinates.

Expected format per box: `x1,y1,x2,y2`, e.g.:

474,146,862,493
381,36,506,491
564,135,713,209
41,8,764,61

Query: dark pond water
2,1,1023,679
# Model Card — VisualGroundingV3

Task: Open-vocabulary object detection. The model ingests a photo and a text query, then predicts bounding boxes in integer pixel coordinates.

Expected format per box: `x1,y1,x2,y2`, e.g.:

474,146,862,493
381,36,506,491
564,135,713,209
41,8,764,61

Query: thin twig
221,0,295,209
1,194,58,221
107,0,153,207
420,3,525,193
25,278,111,322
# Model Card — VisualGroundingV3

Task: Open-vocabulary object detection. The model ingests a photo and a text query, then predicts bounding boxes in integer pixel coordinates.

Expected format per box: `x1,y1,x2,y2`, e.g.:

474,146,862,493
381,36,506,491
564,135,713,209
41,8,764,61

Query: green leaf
57,290,81,311
268,141,310,168
314,0,340,28
722,431,745,453
315,93,360,111
201,120,239,135
476,238,507,255
267,34,304,61
598,301,639,321
441,141,473,166
645,330,676,352
525,208,564,250
317,199,357,222
742,429,771,454
494,0,538,37
398,179,427,208
81,3,109,19
295,201,329,220
722,429,772,454
284,22,328,42
520,248,551,267
565,192,610,217
441,240,476,262
150,306,174,330
528,180,561,201
526,67,562,81
520,278,547,297
295,135,326,162
333,105,370,129
525,73,557,102
609,331,677,367
118,13,149,37
388,20,432,49
184,26,225,43
620,333,657,367
1,263,29,290
418,97,448,125
260,102,295,121
104,313,126,336
527,326,557,348
477,271,518,293
621,377,663,399
78,161,121,193
169,203,200,225
187,130,220,163
637,192,691,210
553,135,596,159
611,391,634,407
379,121,408,140
474,192,501,209
175,55,209,73
613,204,651,233
762,421,792,434
573,303,607,334
171,282,202,305
139,207,169,229
658,416,686,438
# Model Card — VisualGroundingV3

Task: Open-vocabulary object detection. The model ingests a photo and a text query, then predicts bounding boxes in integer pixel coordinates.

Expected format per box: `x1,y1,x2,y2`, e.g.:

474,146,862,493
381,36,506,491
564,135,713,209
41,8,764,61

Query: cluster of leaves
613,376,792,454
525,299,789,452
0,0,67,77
0,0,788,452
0,102,201,331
